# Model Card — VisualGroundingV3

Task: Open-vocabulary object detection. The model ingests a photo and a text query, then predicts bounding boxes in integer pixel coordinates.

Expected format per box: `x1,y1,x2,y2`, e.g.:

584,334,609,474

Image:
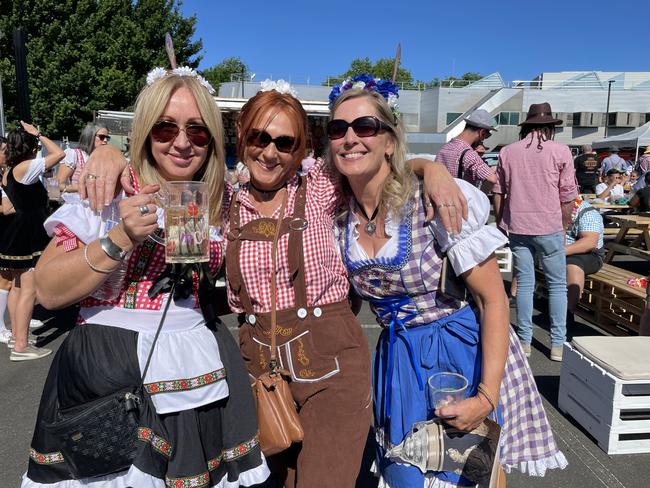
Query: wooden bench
535,263,645,336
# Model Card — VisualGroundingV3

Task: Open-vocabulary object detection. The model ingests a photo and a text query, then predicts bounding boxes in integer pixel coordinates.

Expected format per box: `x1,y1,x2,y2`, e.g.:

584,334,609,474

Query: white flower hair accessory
145,66,216,95
259,78,298,98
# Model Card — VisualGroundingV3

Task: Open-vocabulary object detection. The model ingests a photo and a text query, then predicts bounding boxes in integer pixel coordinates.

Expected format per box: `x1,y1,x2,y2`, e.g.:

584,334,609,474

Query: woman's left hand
435,395,493,432
422,163,468,234
20,120,39,137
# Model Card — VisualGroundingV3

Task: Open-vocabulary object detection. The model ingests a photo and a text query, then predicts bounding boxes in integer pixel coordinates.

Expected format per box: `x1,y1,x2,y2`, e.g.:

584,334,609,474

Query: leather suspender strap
287,176,308,309
457,148,470,179
269,191,289,371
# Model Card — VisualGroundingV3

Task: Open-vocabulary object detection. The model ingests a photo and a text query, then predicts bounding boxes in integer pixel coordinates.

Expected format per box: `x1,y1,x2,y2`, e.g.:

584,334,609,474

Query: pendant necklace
355,199,381,235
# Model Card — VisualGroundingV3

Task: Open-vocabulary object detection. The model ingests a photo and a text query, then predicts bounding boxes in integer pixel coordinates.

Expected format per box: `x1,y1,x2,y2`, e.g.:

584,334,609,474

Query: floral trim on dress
137,427,173,458
207,434,260,471
29,448,64,465
166,471,210,488
124,237,157,308
144,368,226,395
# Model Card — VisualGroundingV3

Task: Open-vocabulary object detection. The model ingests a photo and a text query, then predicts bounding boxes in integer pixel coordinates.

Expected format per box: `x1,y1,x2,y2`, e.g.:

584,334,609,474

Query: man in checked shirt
436,109,498,191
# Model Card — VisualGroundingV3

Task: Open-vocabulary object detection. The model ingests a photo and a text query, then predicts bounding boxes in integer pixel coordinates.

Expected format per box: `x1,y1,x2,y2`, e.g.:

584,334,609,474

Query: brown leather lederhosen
225,177,372,488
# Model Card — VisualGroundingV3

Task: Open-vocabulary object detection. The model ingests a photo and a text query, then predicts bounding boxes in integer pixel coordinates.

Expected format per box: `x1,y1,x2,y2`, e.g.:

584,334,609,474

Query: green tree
325,57,414,86
0,0,202,138
201,57,249,94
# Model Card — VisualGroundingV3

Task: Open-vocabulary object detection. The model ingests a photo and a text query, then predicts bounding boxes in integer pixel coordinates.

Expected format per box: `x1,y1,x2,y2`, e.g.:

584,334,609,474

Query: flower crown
328,74,400,116
146,66,215,95
259,78,298,98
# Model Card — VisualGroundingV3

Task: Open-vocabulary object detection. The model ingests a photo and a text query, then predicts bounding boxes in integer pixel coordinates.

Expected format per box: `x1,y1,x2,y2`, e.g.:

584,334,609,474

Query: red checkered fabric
53,223,80,252
226,160,350,313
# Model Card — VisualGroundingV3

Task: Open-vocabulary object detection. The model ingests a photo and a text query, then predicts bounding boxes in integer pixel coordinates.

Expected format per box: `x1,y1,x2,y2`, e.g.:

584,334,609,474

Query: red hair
236,90,308,163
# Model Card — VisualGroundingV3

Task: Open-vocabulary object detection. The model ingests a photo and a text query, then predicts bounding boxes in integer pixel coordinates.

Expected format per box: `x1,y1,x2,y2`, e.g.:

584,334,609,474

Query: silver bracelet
100,235,127,261
84,244,114,274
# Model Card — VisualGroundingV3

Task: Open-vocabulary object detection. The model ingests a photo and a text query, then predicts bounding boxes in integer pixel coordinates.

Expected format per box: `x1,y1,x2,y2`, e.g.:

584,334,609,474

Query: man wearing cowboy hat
493,102,578,362
436,109,498,189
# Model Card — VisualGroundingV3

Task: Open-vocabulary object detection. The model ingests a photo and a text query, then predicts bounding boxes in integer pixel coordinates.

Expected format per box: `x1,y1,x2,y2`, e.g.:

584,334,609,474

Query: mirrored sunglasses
247,129,296,154
151,121,212,147
327,116,393,141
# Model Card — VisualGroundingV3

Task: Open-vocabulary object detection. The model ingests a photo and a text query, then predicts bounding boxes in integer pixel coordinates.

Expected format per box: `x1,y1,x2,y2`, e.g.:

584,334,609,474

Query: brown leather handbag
251,192,304,456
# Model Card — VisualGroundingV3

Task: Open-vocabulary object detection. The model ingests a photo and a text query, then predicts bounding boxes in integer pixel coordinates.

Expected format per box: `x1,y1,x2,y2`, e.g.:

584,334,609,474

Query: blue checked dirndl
340,184,567,482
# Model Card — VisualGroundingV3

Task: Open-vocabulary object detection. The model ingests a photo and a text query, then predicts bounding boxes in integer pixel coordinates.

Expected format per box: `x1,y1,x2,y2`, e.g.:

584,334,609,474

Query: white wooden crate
558,343,650,454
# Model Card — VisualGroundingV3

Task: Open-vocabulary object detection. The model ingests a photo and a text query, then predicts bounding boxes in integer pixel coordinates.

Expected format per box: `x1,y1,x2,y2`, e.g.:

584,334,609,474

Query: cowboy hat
519,102,563,126
464,109,497,132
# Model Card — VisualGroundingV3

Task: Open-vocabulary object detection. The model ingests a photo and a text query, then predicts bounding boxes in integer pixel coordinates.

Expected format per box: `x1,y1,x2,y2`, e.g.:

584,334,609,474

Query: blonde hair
328,89,414,217
130,75,225,226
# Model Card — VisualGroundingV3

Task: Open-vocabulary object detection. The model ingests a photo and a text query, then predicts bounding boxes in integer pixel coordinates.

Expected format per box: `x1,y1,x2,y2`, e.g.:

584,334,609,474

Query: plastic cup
160,181,209,263
428,372,468,414
46,177,61,200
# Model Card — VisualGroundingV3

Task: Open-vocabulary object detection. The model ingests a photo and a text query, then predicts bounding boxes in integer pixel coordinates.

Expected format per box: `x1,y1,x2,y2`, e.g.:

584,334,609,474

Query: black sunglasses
96,134,111,142
247,129,296,154
327,116,393,141
151,121,212,147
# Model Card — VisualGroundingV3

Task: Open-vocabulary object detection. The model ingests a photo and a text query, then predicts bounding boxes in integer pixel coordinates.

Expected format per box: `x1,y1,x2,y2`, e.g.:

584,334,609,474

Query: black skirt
24,322,268,487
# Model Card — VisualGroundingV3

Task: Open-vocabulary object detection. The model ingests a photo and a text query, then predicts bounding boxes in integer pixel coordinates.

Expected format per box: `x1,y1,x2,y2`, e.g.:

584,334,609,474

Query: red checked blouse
225,159,350,313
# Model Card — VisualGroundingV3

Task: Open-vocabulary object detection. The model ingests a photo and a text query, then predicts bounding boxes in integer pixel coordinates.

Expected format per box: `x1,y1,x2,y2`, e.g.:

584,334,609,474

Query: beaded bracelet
84,244,114,274
477,383,497,412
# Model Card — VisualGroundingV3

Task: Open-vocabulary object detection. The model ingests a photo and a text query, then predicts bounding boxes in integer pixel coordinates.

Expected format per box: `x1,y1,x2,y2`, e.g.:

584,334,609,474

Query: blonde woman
23,69,268,487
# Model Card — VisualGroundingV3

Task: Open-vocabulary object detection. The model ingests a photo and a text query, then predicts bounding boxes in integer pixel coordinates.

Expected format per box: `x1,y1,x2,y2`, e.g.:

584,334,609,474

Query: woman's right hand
79,145,134,211
118,184,160,245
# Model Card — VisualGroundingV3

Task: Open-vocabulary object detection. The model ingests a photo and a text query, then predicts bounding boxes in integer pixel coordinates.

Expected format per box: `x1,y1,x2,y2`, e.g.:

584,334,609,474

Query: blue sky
181,0,647,85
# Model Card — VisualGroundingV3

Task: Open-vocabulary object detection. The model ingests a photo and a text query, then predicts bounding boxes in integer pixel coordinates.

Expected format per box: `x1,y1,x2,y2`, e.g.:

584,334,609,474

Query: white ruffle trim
502,451,568,477
372,460,461,488
446,224,507,275
21,455,271,487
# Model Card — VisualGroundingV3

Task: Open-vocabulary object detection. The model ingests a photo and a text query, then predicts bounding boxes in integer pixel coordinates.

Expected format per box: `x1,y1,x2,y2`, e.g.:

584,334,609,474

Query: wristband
84,245,114,274
477,383,497,412
100,235,128,261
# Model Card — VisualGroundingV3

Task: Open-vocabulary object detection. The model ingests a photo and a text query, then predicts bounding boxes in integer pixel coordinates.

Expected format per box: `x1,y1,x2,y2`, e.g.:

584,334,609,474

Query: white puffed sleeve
44,197,121,244
430,179,507,275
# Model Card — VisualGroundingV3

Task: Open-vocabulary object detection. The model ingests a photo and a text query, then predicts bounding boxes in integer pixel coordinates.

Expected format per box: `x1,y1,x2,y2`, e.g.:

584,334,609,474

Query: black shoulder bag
43,282,175,479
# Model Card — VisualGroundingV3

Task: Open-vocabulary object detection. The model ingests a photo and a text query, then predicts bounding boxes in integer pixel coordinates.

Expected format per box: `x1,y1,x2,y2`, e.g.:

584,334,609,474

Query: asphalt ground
2,264,650,487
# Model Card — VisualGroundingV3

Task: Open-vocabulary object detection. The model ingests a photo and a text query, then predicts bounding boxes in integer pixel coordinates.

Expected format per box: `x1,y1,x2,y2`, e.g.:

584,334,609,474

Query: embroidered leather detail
124,237,156,308
138,427,172,458
29,448,64,464
145,368,226,395
207,434,260,471
299,368,316,378
258,344,267,371
251,220,276,238
296,337,310,366
261,325,293,338
166,471,210,488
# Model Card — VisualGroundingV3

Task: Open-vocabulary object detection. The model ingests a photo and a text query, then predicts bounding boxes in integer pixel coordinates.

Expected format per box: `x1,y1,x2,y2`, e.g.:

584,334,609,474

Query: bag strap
139,281,176,387
269,191,289,372
457,148,470,179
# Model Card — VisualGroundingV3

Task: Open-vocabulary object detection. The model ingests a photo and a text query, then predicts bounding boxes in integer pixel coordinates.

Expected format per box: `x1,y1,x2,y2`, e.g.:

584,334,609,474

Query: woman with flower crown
78,76,469,487
327,78,567,487
21,68,269,487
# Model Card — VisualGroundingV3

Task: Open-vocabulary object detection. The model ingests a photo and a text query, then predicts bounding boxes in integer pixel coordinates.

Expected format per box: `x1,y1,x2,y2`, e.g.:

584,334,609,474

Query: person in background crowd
574,144,600,194
595,168,625,202
627,169,641,190
637,146,650,173
493,102,578,362
564,196,604,331
1,121,64,361
0,136,13,345
229,160,250,189
629,172,650,212
23,67,269,487
436,109,498,190
56,122,110,194
600,147,632,176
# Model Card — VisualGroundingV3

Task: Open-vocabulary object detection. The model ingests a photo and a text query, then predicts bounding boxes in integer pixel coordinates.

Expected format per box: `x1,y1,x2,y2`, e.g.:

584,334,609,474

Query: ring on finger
138,205,151,216
86,174,98,180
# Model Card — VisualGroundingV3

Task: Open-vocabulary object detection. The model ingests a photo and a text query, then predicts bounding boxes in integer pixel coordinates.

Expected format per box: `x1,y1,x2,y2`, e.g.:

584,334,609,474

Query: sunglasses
151,121,212,147
327,116,393,141
96,134,111,142
247,129,296,154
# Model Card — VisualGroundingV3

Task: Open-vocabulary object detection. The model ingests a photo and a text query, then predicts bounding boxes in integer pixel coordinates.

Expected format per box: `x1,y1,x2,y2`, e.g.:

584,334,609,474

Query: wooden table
590,202,630,211
604,214,650,263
